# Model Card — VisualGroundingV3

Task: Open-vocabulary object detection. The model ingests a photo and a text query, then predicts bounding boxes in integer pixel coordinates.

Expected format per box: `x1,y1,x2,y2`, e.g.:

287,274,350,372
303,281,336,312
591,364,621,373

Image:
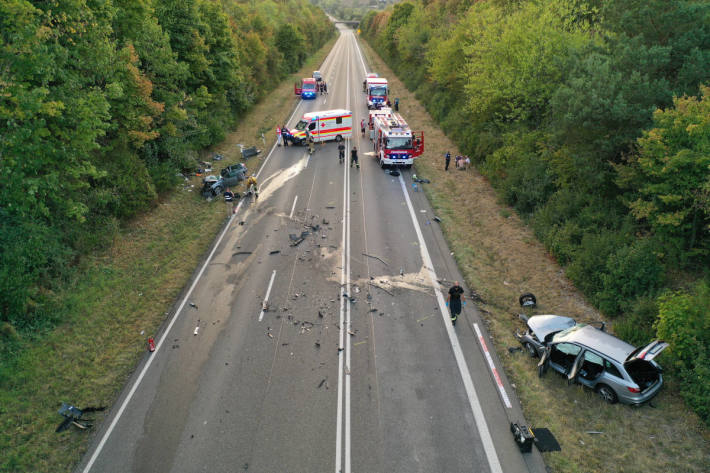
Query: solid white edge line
289,195,298,219
398,175,503,473
258,270,277,322
474,323,513,409
82,42,311,473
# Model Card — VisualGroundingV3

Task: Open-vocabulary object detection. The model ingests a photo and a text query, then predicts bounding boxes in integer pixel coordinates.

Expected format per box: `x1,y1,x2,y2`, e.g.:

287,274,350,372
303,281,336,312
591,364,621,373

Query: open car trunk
624,340,668,391
625,360,662,391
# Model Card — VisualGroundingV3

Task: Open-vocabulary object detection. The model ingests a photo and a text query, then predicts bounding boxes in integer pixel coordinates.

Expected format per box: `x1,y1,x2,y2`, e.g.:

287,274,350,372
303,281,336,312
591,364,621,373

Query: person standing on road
223,188,236,214
245,175,259,200
351,146,359,169
446,281,465,326
361,118,366,137
276,125,282,146
281,125,289,147
338,142,345,164
323,81,328,94
445,151,451,171
308,134,315,155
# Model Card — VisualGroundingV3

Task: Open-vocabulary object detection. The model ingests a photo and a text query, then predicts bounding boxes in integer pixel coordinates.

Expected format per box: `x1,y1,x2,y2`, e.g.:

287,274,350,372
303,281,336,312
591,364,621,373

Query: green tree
617,85,710,260
275,23,306,73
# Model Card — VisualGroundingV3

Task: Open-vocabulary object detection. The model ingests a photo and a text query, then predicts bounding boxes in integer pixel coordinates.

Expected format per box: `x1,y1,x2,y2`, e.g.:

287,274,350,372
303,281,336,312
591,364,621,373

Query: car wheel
335,135,343,142
519,292,537,308
524,342,537,358
596,384,618,404
213,185,222,196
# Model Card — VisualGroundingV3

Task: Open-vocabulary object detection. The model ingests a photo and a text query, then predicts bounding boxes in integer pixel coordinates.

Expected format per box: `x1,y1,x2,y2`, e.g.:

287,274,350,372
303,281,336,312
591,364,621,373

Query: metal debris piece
269,250,280,255
266,331,273,339
189,302,198,309
232,251,252,256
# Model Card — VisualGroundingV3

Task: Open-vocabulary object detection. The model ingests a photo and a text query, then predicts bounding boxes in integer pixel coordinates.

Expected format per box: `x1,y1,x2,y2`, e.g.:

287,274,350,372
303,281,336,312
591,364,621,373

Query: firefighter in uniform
245,174,259,200
446,281,465,326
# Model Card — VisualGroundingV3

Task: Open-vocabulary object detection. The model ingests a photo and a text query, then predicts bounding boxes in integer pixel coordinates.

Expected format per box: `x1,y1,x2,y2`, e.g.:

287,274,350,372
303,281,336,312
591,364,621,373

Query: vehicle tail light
627,386,641,393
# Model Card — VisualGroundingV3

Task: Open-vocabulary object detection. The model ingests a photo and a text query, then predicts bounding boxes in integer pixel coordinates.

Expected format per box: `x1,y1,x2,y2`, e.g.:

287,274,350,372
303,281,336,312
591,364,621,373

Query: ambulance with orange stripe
288,109,352,145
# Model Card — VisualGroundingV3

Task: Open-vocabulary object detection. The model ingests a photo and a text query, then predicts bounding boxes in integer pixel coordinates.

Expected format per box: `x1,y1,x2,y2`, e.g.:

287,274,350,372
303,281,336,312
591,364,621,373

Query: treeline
0,0,334,336
312,0,378,21
361,0,710,422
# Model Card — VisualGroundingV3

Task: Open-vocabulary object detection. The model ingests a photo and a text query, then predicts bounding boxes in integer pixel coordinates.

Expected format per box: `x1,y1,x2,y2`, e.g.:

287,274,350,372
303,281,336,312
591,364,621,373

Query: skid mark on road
258,153,310,202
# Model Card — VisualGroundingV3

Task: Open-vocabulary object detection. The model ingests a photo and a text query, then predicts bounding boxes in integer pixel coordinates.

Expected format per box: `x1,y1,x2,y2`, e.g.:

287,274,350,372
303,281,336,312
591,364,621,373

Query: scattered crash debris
469,290,485,303
269,250,280,255
189,302,198,309
232,251,252,256
193,326,199,336
289,231,310,246
433,216,442,223
55,403,106,433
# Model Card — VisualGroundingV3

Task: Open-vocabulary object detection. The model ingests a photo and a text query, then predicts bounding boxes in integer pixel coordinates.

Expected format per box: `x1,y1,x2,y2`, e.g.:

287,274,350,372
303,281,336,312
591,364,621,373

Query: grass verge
358,39,710,473
0,38,336,473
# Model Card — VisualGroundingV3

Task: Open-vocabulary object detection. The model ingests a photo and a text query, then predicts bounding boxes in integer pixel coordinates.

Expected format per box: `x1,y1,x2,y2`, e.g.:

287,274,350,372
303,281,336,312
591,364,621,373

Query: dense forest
0,0,334,340
361,0,710,422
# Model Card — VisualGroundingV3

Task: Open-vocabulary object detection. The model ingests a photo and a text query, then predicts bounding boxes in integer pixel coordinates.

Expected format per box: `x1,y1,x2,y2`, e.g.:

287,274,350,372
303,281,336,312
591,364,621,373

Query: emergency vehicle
365,77,388,109
287,109,352,145
371,110,424,167
294,77,318,99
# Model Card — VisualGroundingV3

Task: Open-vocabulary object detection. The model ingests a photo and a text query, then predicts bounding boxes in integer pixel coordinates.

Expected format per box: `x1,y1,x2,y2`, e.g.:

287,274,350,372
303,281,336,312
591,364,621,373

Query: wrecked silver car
537,325,668,405
515,314,577,358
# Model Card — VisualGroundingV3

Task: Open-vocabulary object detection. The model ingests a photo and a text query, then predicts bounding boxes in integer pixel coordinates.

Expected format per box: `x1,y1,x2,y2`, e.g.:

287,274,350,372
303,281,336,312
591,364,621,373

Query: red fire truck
371,110,424,168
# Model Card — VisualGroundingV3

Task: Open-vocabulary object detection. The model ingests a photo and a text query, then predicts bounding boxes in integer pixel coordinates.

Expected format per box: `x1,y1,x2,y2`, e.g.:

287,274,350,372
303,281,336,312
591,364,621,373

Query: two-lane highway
77,25,546,473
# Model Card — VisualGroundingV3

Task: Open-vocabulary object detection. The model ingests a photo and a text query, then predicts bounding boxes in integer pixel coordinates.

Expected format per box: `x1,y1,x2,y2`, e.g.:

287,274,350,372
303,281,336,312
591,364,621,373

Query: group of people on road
277,124,291,147
223,173,258,214
319,81,328,95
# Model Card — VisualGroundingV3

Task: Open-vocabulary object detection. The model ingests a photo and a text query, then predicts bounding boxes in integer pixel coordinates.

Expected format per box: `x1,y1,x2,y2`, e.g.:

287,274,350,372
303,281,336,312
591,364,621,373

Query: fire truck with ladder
370,110,424,168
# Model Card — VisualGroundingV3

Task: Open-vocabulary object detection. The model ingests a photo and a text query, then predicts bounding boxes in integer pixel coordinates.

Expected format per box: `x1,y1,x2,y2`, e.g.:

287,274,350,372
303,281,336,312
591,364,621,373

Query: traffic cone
148,337,156,352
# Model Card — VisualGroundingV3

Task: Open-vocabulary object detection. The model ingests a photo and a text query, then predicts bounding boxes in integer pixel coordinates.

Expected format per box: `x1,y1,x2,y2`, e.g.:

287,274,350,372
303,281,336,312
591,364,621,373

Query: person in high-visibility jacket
245,174,259,200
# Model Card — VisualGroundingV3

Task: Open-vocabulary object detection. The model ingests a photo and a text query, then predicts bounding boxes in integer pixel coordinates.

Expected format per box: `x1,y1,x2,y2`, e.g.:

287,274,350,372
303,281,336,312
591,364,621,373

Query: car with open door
515,314,577,358
537,324,668,405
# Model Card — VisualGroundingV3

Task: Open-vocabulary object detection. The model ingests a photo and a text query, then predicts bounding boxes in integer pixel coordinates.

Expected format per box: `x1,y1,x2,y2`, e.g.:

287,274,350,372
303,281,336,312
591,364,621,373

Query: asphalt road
77,26,547,473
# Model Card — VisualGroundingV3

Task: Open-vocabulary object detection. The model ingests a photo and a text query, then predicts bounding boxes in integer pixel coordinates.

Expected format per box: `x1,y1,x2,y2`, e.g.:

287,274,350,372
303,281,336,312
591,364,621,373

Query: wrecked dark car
536,324,668,405
515,314,577,358
202,163,247,197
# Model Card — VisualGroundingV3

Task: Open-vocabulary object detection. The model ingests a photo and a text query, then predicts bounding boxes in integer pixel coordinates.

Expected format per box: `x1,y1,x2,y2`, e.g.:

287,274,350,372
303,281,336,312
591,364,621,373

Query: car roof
527,315,576,341
553,325,635,363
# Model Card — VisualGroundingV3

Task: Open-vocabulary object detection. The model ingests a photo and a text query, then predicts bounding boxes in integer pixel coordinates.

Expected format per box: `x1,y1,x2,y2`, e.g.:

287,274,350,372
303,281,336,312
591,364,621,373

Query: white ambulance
289,109,353,144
